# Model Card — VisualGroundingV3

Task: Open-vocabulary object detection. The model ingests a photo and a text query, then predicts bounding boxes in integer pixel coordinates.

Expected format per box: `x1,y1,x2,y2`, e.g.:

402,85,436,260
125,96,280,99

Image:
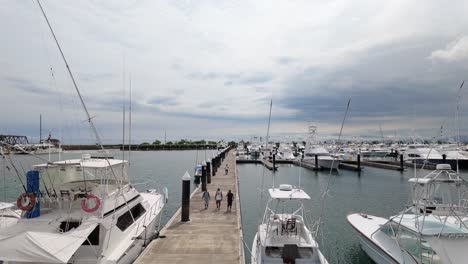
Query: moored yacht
305,145,340,170
0,154,166,264
348,164,468,264
251,184,328,264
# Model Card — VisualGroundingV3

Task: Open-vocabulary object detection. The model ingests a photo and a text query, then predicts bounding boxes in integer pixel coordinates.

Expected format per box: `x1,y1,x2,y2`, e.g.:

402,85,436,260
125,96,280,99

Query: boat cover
0,221,98,263
426,236,468,264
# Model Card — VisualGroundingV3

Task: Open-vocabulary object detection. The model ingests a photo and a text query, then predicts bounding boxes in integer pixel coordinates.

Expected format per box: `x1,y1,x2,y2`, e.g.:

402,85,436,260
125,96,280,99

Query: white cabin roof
34,157,126,169
268,188,311,200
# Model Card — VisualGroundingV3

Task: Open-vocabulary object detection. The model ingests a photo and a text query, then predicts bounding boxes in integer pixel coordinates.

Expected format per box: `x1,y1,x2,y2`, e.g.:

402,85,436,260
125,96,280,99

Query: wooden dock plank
136,150,244,264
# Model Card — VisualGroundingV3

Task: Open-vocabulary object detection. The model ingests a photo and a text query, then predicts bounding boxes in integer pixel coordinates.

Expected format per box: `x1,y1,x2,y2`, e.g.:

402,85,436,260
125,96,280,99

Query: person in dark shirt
226,189,234,212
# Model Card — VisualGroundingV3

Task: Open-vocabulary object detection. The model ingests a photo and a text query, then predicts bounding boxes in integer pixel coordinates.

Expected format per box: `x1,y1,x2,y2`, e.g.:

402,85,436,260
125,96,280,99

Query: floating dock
136,149,244,264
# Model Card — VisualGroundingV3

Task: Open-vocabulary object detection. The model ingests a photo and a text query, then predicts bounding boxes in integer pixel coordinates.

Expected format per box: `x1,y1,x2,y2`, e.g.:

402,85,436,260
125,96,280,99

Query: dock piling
201,161,207,192
357,154,361,170
207,160,212,184
181,172,191,222
314,154,318,169
400,154,404,171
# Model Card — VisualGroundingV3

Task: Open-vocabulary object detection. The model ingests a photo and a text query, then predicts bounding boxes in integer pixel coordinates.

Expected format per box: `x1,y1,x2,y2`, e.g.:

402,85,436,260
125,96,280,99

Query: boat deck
136,149,244,264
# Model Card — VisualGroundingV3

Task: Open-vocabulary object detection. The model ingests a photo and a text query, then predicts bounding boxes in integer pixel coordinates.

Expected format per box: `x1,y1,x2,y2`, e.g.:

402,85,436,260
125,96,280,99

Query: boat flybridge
348,164,468,264
252,184,328,264
0,154,166,264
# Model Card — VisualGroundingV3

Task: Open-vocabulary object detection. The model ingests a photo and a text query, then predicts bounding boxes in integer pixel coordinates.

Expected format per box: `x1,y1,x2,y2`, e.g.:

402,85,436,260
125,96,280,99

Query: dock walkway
136,150,244,264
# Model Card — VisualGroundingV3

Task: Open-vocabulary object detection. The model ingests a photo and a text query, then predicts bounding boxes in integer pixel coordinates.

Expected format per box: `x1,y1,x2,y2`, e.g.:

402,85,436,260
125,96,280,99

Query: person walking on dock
226,190,233,212
202,190,210,209
225,165,229,175
215,188,223,209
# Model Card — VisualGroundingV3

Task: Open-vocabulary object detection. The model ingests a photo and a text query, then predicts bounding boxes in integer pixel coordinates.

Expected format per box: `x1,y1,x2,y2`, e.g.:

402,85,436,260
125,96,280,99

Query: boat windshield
38,163,129,190
380,221,442,264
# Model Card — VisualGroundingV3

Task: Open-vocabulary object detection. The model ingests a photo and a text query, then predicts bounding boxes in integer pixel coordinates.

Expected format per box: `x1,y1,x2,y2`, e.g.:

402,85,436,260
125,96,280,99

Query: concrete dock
136,149,245,264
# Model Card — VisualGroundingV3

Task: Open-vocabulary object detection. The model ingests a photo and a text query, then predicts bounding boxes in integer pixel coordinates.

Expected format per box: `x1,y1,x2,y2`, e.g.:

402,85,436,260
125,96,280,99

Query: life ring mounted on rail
81,193,101,213
17,192,36,211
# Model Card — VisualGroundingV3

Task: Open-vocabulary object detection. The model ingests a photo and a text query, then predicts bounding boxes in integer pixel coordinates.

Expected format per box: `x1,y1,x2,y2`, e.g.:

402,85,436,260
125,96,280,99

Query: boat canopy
33,155,129,187
0,221,98,263
269,188,311,200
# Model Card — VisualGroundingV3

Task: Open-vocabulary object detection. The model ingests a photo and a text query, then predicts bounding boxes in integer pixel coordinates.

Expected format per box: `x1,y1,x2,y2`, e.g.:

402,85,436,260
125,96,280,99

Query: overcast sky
2,0,468,143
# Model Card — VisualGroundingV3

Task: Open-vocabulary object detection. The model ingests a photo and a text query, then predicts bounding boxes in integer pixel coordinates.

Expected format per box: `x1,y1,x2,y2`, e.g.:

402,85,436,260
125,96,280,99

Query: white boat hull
358,233,398,264
318,158,340,170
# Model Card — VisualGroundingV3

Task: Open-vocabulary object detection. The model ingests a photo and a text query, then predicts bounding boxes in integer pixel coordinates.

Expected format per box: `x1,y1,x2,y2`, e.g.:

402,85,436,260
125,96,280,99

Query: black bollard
181,172,191,222
201,161,207,192
400,154,404,171
315,154,318,169
207,160,212,184
357,154,361,170
442,154,447,163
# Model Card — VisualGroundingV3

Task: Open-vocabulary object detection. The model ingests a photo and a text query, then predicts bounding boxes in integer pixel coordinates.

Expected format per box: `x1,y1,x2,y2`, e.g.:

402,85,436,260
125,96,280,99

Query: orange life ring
17,192,36,211
81,193,101,213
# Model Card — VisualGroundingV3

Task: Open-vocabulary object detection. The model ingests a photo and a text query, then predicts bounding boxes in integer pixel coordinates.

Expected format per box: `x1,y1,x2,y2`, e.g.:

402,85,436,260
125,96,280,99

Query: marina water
2,150,466,263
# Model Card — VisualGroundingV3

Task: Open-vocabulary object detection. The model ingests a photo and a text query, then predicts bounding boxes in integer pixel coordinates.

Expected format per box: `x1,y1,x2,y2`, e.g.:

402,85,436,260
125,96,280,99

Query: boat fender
81,193,101,213
17,192,36,211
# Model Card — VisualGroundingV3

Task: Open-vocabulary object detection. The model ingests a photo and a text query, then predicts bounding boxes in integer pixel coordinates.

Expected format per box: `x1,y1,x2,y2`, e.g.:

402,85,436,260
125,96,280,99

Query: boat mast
36,0,104,149
39,114,42,143
128,73,132,164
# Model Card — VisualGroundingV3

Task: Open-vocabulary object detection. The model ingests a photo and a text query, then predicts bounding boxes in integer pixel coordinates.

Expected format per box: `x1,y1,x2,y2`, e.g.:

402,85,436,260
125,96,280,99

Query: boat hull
358,233,398,264
318,158,340,170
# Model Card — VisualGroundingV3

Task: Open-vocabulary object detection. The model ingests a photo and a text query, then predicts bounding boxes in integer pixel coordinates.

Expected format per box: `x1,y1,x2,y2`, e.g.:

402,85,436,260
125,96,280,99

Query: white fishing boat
251,184,328,264
305,146,340,170
0,1,166,262
0,154,166,264
403,144,443,163
348,164,468,264
304,124,340,170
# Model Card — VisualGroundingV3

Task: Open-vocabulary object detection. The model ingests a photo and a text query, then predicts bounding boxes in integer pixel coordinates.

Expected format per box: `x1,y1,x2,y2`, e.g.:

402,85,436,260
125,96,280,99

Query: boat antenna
456,81,464,174
121,53,126,179
36,0,104,149
1,148,5,201
39,114,42,143
265,99,272,154
128,72,132,164
316,97,351,236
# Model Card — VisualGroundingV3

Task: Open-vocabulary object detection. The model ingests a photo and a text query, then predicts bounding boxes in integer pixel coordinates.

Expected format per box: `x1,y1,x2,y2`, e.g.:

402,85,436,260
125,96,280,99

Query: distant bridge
0,135,29,145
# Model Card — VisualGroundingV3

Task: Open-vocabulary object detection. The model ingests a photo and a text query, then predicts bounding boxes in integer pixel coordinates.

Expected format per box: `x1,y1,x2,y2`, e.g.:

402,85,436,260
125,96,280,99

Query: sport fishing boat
347,164,468,264
251,184,328,264
304,145,340,170
0,154,166,263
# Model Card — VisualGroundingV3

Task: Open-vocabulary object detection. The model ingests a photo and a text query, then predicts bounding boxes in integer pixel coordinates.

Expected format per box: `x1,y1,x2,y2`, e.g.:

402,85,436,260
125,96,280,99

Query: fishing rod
0,147,27,193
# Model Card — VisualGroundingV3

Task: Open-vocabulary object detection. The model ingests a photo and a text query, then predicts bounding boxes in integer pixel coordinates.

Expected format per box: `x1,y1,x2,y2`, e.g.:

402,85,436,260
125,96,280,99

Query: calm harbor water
1,151,466,263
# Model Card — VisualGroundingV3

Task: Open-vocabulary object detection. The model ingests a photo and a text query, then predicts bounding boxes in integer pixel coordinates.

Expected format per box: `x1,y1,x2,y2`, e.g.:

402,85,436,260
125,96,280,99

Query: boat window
408,154,420,158
380,222,398,238
82,225,100,246
397,227,421,259
116,203,146,231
